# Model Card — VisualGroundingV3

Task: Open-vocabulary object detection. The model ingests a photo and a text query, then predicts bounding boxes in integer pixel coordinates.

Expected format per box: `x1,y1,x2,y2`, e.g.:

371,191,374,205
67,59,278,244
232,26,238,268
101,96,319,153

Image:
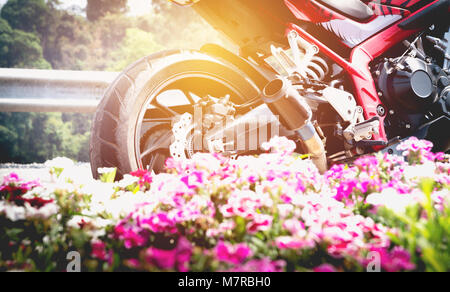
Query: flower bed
0,137,448,272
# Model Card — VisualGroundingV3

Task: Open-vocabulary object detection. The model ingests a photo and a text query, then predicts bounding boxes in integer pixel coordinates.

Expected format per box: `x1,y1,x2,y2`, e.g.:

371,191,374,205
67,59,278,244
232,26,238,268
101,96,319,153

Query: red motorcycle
90,0,450,178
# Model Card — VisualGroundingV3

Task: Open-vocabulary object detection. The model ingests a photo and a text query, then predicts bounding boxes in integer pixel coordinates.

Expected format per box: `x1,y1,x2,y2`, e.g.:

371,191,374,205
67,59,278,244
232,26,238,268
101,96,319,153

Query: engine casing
377,57,445,113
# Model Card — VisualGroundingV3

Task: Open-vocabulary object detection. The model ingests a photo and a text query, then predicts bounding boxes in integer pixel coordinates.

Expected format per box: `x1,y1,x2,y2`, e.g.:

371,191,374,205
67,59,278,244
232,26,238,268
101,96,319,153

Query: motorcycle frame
194,0,447,151
287,0,442,148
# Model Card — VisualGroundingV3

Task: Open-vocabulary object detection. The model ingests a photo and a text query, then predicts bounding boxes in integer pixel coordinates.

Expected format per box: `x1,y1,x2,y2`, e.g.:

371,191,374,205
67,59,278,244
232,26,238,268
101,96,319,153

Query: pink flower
275,236,314,250
224,258,286,272
145,237,192,272
175,237,193,272
247,214,273,234
91,241,109,261
141,213,178,234
180,171,205,189
216,242,253,265
130,169,152,187
125,258,141,269
283,219,305,236
146,248,176,270
334,180,357,201
367,247,416,272
1,173,41,197
114,225,147,249
2,173,21,185
397,137,437,164
313,264,337,272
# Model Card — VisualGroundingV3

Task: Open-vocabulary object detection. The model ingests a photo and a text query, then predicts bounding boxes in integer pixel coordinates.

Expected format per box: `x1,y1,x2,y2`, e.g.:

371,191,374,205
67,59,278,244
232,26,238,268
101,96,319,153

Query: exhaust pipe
262,78,327,173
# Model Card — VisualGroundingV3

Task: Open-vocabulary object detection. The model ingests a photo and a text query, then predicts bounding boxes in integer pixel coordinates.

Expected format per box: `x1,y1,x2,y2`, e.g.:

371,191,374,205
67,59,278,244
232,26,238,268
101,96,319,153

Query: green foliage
375,179,450,272
107,28,163,71
0,18,50,68
0,0,50,36
0,113,91,163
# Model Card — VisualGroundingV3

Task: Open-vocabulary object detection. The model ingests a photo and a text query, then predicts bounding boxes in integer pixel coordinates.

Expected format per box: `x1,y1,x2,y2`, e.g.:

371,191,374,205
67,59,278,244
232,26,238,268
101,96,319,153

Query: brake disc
170,113,194,160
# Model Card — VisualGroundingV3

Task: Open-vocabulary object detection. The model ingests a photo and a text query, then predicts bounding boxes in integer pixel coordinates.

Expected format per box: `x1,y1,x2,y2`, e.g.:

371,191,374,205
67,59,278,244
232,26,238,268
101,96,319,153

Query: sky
0,0,154,16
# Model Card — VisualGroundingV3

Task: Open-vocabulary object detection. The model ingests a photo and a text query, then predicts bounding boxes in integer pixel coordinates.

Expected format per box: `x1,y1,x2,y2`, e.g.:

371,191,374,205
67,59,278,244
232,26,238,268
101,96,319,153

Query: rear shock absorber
288,30,329,81
269,31,329,81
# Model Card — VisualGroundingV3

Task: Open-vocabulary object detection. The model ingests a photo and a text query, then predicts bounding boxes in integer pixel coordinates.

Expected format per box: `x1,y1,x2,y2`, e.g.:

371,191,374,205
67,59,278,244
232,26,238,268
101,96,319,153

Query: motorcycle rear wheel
89,50,261,179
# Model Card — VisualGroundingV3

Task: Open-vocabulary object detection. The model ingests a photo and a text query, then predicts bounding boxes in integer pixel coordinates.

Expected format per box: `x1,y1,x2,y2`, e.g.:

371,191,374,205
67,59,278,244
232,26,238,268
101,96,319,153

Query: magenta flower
125,258,141,269
114,225,148,249
215,242,253,265
146,248,176,270
367,246,416,272
224,258,286,272
130,169,152,187
180,171,205,189
275,236,314,250
334,180,357,201
313,264,337,272
2,173,21,185
145,237,192,272
140,213,178,234
91,241,109,261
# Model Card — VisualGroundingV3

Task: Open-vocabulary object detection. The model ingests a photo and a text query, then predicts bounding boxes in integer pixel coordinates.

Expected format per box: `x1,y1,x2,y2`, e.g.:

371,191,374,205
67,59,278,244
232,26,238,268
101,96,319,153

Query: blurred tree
0,113,91,163
44,12,92,70
107,27,163,71
86,0,128,22
0,0,51,39
0,18,51,68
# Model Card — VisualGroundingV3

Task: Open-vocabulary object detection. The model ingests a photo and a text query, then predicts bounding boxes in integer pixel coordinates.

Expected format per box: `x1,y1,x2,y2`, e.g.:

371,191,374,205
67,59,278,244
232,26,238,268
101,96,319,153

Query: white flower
366,188,421,213
2,203,26,222
403,162,436,180
277,204,294,218
67,215,113,239
116,175,140,189
25,203,59,220
45,157,74,169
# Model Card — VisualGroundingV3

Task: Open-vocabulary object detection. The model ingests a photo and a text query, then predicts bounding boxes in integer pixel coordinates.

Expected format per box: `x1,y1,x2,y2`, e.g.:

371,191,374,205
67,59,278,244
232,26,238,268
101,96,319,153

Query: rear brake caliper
169,95,237,160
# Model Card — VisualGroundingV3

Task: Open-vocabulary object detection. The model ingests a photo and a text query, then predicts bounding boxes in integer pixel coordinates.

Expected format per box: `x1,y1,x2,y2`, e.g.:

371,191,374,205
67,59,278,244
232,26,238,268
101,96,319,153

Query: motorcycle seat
317,0,374,22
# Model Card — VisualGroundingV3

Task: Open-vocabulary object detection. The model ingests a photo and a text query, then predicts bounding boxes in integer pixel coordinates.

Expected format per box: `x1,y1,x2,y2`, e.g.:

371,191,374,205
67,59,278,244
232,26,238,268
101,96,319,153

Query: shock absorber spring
269,31,330,81
288,30,329,81
304,56,329,81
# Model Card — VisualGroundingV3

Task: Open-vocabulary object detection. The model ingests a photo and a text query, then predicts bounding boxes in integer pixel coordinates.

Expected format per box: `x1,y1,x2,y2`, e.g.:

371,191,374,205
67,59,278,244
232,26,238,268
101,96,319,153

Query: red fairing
286,0,442,147
286,0,432,23
378,0,424,8
284,0,345,23
368,2,410,17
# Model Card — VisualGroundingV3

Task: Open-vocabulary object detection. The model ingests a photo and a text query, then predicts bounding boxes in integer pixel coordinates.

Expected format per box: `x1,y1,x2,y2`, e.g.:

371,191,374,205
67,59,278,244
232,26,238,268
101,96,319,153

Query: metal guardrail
0,99,100,113
0,68,119,113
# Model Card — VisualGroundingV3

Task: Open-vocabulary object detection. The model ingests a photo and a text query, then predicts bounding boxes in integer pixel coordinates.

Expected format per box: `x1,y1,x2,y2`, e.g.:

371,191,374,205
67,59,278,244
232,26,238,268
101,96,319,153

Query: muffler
262,78,327,173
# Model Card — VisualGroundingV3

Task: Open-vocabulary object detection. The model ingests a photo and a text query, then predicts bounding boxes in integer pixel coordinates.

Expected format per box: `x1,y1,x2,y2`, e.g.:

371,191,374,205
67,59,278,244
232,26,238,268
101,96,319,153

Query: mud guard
200,44,273,90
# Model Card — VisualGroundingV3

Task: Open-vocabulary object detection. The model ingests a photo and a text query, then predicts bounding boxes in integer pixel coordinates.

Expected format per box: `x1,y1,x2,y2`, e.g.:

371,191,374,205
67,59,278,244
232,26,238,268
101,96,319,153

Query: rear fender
200,44,273,90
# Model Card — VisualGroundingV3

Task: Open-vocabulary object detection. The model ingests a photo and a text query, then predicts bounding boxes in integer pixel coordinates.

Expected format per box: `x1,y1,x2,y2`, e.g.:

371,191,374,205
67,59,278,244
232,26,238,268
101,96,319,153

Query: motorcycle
90,0,450,178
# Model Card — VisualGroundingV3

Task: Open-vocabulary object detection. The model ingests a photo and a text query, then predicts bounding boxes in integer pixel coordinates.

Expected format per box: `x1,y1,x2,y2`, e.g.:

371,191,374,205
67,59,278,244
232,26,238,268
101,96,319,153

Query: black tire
89,50,262,179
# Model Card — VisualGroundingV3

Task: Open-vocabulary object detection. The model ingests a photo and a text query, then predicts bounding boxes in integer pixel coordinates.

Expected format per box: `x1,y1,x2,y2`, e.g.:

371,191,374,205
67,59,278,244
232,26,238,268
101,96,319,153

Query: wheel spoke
140,131,173,159
142,118,173,123
182,90,196,105
141,117,173,128
147,153,157,171
153,99,179,117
